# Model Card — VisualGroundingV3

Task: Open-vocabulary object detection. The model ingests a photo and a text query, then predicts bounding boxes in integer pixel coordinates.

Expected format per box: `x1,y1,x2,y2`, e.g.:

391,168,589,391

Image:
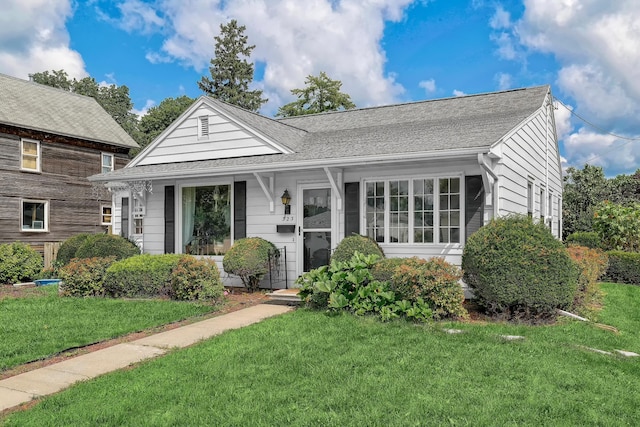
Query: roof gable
0,73,138,149
130,97,298,167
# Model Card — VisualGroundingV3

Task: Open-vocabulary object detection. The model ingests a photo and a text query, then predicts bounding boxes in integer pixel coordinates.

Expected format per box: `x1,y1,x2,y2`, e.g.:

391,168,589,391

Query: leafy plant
564,231,602,249
605,251,640,285
222,237,278,292
56,233,93,266
59,257,116,297
0,241,43,284
170,256,224,301
104,254,183,298
462,215,578,321
593,201,640,251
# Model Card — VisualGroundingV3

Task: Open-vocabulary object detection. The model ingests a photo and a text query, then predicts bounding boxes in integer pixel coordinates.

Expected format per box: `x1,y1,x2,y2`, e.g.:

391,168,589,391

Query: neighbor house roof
90,85,549,182
0,73,138,149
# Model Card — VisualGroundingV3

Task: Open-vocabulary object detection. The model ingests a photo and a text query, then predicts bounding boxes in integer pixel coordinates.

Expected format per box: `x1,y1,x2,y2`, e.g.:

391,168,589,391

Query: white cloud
495,72,512,90
418,78,436,93
0,0,87,79
490,5,511,29
453,89,466,97
132,99,156,118
106,0,413,113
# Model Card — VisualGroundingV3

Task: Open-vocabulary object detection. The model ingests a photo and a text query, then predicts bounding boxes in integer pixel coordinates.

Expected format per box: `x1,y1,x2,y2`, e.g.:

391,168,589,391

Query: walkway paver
0,303,294,412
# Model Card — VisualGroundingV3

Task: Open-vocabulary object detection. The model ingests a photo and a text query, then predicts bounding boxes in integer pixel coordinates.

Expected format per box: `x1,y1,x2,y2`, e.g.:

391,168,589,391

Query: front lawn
3,282,640,426
0,285,219,372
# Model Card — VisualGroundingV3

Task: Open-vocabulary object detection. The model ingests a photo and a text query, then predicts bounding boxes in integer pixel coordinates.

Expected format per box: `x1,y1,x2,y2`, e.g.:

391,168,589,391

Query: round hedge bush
223,237,277,292
56,233,93,265
331,234,385,264
565,231,602,249
170,256,223,301
74,234,140,262
0,241,43,284
462,215,578,320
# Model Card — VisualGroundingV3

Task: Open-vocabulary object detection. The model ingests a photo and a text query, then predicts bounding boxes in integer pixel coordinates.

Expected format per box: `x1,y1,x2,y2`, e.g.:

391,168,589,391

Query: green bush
170,256,224,301
462,215,578,321
75,234,140,261
58,257,116,297
389,257,468,320
605,251,640,285
0,242,43,284
297,253,433,322
223,237,277,292
56,233,93,266
565,231,602,249
566,246,608,314
593,201,640,251
331,234,385,264
104,254,183,298
371,258,406,284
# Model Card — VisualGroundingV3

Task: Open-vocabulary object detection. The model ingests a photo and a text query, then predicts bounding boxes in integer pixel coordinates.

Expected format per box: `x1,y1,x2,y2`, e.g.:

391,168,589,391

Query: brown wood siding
0,128,131,247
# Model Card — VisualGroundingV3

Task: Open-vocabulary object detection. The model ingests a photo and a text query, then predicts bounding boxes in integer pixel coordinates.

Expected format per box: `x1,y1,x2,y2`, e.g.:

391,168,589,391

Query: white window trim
20,138,41,172
198,116,210,140
101,152,114,174
362,174,464,246
21,199,49,232
101,204,113,226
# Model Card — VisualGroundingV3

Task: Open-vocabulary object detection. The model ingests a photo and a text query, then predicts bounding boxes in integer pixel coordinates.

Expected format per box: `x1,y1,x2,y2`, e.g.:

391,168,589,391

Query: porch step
266,288,302,304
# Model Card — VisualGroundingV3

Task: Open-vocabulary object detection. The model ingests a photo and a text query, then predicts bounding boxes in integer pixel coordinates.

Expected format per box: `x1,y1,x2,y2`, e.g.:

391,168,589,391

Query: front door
299,186,332,273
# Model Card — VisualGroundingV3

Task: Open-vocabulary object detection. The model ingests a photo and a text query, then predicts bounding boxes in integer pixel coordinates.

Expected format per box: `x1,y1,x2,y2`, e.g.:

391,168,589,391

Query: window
198,116,209,139
527,181,533,218
21,139,40,172
182,184,231,255
101,205,112,225
548,193,553,218
540,187,545,221
21,200,48,232
101,153,114,174
133,198,144,235
365,177,461,244
121,197,129,238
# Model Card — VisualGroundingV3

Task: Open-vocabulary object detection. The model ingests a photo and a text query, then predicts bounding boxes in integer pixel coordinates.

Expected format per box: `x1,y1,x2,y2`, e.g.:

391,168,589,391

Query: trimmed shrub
331,234,385,264
59,257,116,297
56,233,93,266
223,237,277,292
605,251,640,285
0,242,43,284
170,256,224,301
371,258,406,284
104,254,183,298
565,231,602,249
566,246,608,313
75,234,140,261
389,257,468,320
462,215,579,321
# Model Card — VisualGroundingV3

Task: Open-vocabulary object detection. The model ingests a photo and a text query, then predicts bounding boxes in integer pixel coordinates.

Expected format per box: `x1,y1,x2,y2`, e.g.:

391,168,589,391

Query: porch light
281,189,291,215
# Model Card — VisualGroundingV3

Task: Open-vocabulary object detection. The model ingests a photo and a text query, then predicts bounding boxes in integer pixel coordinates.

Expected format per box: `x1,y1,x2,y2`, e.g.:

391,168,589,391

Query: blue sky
2,0,640,177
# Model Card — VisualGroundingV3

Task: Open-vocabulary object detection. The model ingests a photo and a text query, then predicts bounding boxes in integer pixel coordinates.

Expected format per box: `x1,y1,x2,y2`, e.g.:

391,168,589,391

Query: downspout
478,153,498,219
545,92,550,226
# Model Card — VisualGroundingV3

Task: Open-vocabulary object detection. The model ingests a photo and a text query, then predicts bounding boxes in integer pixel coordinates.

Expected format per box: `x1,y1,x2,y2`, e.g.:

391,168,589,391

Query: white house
89,85,562,289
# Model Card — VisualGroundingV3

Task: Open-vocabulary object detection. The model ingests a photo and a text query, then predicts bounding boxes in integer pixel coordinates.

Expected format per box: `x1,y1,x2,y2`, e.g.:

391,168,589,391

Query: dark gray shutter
121,197,129,238
344,182,360,237
465,175,484,238
164,186,175,254
234,181,246,239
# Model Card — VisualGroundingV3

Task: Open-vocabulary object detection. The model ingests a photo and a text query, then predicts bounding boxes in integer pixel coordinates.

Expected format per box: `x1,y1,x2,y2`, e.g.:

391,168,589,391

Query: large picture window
182,185,231,255
365,177,461,244
21,200,48,232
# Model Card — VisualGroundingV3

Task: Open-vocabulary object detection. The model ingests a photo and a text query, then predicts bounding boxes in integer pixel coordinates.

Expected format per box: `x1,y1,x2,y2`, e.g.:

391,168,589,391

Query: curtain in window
182,187,196,250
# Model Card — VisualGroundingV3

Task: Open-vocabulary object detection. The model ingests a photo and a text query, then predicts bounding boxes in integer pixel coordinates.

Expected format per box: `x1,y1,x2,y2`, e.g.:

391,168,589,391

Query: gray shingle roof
0,73,138,149
90,85,548,181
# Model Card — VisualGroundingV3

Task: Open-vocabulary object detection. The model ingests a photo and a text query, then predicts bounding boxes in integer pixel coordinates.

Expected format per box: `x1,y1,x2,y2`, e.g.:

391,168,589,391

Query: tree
31,70,139,145
562,164,611,238
276,71,356,117
198,20,266,112
135,96,195,155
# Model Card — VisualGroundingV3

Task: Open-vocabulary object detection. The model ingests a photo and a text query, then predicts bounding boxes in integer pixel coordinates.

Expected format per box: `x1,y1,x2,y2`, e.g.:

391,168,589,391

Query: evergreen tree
198,20,267,112
276,71,355,117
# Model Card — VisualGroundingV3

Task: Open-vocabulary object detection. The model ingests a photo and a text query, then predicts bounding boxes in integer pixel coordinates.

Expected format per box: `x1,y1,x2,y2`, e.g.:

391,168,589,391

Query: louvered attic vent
199,116,209,139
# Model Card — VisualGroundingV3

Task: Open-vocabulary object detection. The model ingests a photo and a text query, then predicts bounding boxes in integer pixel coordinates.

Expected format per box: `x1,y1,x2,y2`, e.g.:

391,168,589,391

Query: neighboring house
89,85,561,288
0,73,138,254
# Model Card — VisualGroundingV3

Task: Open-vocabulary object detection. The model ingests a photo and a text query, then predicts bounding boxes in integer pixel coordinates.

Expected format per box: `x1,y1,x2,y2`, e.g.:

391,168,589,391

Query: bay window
365,177,461,244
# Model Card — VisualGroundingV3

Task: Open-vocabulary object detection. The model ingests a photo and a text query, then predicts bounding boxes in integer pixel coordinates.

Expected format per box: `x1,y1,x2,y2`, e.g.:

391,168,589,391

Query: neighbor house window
101,153,114,174
101,205,112,225
21,139,40,172
527,181,533,218
21,200,48,232
365,176,461,244
133,198,144,235
198,116,209,139
182,184,231,255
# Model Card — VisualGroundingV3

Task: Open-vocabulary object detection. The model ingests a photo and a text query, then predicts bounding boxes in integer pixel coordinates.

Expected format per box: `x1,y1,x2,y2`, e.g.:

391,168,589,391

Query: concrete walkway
0,303,294,412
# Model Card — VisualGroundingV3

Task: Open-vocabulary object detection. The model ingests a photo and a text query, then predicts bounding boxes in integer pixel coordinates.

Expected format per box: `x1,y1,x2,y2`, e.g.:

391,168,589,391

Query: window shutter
164,186,175,254
344,182,360,237
121,197,129,238
465,175,484,239
234,181,246,240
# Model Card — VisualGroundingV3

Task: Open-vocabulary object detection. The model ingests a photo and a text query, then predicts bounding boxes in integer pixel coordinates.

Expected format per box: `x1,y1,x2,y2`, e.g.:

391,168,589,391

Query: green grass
3,282,640,426
0,286,219,371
